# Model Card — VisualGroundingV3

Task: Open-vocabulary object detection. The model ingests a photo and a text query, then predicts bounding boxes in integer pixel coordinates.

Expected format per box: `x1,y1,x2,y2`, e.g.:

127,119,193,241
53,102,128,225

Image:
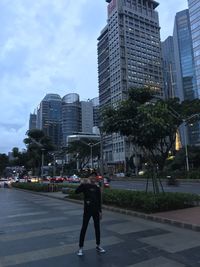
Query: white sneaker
96,246,106,253
77,248,83,256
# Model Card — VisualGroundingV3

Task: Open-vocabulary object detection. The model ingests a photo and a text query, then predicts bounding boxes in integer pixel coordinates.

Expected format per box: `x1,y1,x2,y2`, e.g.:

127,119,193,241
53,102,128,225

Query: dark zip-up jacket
75,183,102,213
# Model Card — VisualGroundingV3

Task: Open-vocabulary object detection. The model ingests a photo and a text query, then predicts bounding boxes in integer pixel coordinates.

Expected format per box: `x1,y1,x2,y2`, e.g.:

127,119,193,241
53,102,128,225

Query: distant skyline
0,0,188,153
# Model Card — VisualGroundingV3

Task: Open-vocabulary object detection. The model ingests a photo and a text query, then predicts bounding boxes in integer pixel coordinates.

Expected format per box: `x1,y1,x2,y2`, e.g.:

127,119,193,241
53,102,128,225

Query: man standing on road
75,172,105,256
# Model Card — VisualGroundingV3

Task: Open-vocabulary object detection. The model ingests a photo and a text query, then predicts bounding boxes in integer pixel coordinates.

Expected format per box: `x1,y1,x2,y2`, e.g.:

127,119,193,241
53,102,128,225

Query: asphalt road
111,180,200,194
1,188,200,266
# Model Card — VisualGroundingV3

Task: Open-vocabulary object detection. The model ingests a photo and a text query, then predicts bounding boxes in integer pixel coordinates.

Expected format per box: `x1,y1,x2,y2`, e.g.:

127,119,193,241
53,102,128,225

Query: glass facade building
161,36,177,99
29,113,37,130
173,9,200,145
188,0,200,96
81,100,93,133
62,93,81,146
37,94,62,149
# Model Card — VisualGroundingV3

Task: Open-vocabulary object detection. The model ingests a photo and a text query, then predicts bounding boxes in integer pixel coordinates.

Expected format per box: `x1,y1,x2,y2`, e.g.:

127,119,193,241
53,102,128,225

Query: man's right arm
75,184,84,194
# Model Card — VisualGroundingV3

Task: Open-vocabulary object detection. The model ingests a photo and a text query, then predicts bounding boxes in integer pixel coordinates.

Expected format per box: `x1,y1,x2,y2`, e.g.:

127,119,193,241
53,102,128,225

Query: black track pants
79,211,100,248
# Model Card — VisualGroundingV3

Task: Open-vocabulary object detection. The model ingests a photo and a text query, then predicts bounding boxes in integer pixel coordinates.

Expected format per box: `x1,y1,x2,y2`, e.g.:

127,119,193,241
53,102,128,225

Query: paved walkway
38,191,200,231
1,188,200,267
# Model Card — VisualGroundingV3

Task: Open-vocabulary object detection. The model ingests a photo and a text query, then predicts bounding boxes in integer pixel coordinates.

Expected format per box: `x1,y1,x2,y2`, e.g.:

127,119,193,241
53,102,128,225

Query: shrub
68,188,200,213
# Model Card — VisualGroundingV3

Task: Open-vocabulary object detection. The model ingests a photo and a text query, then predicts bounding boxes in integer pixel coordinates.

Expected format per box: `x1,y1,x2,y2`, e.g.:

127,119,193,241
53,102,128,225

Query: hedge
68,188,200,214
12,182,78,192
12,183,200,214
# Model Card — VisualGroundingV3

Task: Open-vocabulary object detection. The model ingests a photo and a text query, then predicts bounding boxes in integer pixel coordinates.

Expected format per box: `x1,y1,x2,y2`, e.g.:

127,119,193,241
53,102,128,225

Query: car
0,178,12,188
49,176,65,183
68,174,80,183
96,174,103,181
103,178,110,188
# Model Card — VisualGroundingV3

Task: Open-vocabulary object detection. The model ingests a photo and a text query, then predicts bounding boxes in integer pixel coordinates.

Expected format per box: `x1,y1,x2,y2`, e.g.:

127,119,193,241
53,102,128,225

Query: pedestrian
75,172,105,256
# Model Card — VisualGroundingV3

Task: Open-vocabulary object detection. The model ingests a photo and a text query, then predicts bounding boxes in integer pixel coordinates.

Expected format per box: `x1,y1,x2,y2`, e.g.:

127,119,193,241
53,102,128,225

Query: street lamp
41,148,45,179
182,119,189,172
78,139,101,170
168,107,200,172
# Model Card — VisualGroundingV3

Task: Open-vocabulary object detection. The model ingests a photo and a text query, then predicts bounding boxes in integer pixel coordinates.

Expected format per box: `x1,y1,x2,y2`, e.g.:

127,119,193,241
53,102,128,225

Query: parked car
0,178,12,188
103,178,110,188
68,174,80,183
49,176,65,183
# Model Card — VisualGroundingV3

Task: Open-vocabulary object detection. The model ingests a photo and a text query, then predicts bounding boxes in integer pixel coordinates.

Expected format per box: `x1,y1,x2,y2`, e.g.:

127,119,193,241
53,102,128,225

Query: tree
167,146,200,172
0,154,9,175
67,138,100,170
102,87,200,193
24,129,55,175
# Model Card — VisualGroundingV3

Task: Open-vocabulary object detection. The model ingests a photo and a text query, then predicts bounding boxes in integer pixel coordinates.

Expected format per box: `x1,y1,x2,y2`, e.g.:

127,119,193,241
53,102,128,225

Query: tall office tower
161,36,177,99
98,0,163,172
62,93,81,146
81,100,93,133
188,0,200,96
36,94,62,149
29,113,37,130
98,26,111,109
173,9,199,146
91,97,100,127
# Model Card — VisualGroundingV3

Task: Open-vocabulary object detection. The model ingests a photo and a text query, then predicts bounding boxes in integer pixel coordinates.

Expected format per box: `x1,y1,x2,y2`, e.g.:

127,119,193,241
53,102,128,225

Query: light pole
183,119,189,172
168,108,200,172
78,139,101,170
88,142,100,170
41,148,45,179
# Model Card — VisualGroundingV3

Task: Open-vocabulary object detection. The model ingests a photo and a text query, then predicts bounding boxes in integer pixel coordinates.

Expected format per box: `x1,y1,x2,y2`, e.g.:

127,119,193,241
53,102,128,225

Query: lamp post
183,119,189,172
41,148,45,180
78,139,101,170
168,108,200,172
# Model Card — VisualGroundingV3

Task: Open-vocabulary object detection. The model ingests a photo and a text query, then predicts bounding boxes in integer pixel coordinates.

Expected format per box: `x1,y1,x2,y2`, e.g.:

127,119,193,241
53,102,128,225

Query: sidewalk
34,190,200,232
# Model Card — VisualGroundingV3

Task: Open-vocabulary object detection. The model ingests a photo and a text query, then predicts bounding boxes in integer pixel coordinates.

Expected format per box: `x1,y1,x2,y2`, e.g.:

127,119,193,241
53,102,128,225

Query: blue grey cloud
0,0,188,153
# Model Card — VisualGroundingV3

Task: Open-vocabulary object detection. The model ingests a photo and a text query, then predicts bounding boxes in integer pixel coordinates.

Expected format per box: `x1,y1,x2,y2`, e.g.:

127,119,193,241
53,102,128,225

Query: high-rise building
161,36,177,99
81,100,93,133
173,9,197,101
62,93,81,146
98,26,111,109
173,9,199,145
37,94,62,149
98,0,163,172
29,113,37,130
91,97,100,127
188,0,200,97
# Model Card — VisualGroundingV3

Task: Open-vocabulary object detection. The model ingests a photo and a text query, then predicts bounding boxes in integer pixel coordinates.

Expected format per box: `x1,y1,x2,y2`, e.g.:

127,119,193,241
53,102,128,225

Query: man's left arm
97,186,102,219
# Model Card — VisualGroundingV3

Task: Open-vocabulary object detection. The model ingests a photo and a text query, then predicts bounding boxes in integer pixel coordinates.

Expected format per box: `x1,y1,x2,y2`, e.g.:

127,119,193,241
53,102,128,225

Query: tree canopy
102,87,200,172
23,129,55,175
66,138,100,170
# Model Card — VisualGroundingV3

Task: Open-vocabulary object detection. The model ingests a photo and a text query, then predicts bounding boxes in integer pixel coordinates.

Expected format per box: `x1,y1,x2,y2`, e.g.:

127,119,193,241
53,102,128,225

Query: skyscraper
29,113,37,130
98,0,163,172
173,9,199,145
37,94,62,149
91,97,100,128
161,36,177,99
188,0,200,97
62,93,81,146
81,100,93,133
173,9,197,101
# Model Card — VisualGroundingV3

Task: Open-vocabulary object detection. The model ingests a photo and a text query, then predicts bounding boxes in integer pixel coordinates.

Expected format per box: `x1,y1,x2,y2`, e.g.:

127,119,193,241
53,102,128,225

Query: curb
13,188,200,232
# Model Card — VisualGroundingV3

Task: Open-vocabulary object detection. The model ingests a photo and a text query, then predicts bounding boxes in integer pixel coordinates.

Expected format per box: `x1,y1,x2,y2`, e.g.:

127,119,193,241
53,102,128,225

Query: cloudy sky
0,0,188,154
